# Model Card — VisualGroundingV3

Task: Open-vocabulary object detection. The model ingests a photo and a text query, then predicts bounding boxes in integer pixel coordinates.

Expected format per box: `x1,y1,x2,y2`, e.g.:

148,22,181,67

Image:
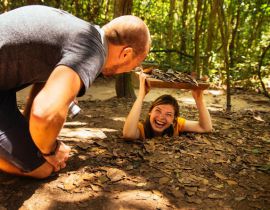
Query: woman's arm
183,89,212,133
123,72,149,139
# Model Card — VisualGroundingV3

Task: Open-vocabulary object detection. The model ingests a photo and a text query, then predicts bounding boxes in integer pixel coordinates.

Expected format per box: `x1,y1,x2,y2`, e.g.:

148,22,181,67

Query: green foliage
1,0,269,91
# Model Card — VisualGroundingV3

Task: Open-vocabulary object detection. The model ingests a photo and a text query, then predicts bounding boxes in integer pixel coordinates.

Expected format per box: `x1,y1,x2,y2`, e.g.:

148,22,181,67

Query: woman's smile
149,104,175,133
154,119,166,128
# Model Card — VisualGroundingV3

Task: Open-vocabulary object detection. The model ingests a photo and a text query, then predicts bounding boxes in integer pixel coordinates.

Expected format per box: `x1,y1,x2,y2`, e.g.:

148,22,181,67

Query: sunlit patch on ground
100,128,118,132
64,121,88,126
207,89,225,96
20,166,177,210
180,97,195,105
109,117,126,122
60,127,108,139
109,189,171,209
208,106,224,112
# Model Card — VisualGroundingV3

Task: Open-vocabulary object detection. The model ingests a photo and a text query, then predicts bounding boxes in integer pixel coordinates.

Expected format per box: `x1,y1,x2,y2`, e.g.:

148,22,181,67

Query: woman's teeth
155,120,166,127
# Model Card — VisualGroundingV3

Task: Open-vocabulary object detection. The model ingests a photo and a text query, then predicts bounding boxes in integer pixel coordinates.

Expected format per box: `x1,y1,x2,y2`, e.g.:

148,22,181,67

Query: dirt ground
0,77,269,210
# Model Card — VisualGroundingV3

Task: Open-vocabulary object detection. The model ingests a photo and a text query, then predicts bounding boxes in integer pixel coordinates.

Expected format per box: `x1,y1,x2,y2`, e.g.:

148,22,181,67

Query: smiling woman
144,95,181,138
122,72,213,140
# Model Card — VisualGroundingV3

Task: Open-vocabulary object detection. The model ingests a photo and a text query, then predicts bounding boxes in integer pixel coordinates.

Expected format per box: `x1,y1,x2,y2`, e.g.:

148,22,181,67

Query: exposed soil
0,77,269,210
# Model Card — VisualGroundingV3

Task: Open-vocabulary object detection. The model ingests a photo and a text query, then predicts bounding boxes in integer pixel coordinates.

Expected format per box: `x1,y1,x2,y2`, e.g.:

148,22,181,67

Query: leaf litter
0,96,269,210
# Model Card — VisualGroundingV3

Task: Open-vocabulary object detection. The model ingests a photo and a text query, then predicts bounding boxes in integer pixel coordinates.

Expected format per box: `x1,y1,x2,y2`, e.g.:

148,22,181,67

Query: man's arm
29,65,82,169
23,83,45,120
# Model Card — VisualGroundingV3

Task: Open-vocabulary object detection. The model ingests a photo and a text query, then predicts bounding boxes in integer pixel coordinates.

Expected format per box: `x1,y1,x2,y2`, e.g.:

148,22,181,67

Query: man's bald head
102,15,151,60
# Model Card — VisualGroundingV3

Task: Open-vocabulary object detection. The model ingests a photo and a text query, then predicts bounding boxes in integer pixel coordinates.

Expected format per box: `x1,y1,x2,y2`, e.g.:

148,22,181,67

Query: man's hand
43,141,71,172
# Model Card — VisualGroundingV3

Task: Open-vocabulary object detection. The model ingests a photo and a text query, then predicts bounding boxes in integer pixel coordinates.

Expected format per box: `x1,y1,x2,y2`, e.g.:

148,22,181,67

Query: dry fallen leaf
95,140,108,148
144,141,156,152
159,177,170,185
235,196,246,201
171,188,184,198
253,114,264,122
226,180,238,186
189,174,209,185
98,175,109,184
60,174,80,191
90,184,102,192
152,190,163,197
81,173,95,181
184,186,198,192
136,182,147,187
126,165,134,170
77,142,92,150
208,193,225,199
214,184,224,189
106,168,126,182
236,156,242,162
63,182,76,191
214,172,227,180
186,196,202,204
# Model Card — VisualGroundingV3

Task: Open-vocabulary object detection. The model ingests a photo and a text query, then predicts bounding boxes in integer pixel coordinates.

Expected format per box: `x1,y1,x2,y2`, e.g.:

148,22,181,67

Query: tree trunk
167,0,176,65
199,0,207,75
194,0,202,78
217,0,231,111
55,0,61,8
114,0,132,16
203,0,217,76
105,0,111,20
74,0,79,16
87,0,102,22
229,0,241,68
26,0,41,4
257,44,270,98
180,0,188,63
247,10,264,51
114,0,135,98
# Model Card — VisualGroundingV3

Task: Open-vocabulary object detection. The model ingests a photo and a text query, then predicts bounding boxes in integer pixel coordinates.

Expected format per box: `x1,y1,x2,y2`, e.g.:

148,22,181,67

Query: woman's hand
191,89,203,102
138,71,150,100
123,70,150,140
183,89,212,133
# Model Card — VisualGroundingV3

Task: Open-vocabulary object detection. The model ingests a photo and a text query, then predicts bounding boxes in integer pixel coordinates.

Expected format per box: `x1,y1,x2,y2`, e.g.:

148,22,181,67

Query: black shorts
0,91,45,172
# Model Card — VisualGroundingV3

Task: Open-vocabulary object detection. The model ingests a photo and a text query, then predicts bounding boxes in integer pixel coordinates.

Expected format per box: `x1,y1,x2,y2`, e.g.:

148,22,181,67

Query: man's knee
26,162,54,179
0,157,23,175
0,158,54,179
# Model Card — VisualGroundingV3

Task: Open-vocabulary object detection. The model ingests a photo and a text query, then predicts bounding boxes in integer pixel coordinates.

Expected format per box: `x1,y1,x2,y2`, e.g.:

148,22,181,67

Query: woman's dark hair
143,94,180,138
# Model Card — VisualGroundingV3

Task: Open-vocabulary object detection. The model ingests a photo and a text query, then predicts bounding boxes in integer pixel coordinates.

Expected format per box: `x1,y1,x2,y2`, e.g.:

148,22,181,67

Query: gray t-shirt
0,5,106,96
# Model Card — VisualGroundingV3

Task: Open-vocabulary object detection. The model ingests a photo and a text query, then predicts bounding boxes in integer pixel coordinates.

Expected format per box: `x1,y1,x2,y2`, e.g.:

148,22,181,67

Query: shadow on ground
1,97,270,210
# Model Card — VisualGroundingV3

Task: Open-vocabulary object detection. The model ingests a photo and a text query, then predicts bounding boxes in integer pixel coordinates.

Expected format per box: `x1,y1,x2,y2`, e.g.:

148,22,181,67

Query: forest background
1,0,269,110
0,1,270,209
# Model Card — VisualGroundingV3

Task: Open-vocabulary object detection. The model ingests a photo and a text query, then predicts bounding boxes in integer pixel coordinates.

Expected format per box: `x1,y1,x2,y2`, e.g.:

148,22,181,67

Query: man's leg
0,91,53,179
0,157,53,179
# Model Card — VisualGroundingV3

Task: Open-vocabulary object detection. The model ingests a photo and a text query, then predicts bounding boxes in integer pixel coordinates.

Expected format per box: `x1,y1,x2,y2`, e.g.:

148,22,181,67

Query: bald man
0,5,151,178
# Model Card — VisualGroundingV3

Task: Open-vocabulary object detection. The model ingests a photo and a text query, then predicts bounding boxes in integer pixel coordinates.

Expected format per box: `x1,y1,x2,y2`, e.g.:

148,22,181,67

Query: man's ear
119,47,133,62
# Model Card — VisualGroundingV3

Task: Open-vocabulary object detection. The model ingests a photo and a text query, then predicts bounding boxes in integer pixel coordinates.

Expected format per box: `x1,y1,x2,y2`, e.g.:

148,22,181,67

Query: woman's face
149,104,175,135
